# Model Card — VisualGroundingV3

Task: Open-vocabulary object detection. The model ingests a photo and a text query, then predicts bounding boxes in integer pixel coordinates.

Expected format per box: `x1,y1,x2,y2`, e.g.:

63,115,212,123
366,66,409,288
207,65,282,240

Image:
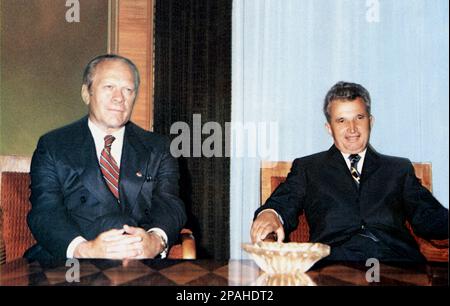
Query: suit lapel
325,145,352,174
360,145,381,185
69,117,118,206
325,145,359,192
325,144,381,189
119,123,149,210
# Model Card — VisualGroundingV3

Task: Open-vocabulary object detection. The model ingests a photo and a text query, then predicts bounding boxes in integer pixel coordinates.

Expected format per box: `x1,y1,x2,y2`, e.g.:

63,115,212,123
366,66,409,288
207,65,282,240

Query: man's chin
107,117,130,128
341,144,366,154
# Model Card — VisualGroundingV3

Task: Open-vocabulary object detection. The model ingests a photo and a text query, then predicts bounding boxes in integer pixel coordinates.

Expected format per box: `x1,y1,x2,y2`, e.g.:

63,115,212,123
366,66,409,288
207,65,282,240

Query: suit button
144,208,150,216
80,196,86,203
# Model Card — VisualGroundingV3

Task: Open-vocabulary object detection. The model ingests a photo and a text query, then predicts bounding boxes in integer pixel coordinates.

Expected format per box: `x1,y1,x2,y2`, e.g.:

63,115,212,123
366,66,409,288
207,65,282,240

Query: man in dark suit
25,54,186,261
251,81,448,262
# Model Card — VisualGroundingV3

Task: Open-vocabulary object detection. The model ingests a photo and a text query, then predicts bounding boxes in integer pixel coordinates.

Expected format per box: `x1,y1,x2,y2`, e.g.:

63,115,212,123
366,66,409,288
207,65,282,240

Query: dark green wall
0,0,108,156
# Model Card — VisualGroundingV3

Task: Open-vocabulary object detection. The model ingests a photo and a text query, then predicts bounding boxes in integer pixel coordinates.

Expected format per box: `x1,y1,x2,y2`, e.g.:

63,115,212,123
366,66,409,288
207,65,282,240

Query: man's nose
348,120,357,133
112,88,125,102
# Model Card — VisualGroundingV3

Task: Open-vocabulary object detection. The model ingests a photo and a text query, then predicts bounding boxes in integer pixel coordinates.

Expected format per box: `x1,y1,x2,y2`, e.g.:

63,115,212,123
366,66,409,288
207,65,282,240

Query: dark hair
323,81,371,122
82,54,140,92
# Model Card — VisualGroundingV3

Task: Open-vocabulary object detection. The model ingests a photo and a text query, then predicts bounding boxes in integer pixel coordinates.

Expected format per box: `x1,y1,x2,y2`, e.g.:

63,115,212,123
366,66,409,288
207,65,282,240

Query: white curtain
231,0,449,259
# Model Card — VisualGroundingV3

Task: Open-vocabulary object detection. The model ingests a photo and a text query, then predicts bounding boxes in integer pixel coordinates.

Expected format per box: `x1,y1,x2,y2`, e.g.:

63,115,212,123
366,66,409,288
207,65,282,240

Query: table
0,258,447,286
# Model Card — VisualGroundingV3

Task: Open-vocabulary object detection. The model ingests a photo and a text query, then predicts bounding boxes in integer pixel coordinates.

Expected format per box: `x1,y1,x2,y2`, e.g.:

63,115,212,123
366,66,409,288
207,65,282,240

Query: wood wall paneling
111,0,154,131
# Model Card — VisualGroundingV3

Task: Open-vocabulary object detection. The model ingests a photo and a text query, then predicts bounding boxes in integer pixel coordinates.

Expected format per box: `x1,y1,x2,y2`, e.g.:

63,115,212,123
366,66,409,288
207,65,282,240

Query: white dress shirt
66,119,168,258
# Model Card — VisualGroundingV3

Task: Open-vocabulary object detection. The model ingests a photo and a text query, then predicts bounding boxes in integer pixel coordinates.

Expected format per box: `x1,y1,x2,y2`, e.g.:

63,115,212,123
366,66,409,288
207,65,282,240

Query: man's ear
369,115,375,129
81,84,90,105
325,122,332,136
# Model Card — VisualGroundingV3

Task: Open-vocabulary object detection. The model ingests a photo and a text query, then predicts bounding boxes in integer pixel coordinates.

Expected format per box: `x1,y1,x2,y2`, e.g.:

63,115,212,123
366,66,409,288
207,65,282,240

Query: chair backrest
261,161,309,242
261,161,433,198
411,163,432,192
260,160,448,262
0,155,34,264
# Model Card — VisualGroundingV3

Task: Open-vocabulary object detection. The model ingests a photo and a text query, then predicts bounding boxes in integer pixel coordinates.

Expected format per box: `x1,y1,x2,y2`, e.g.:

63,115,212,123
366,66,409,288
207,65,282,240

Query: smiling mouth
108,109,125,113
346,136,360,142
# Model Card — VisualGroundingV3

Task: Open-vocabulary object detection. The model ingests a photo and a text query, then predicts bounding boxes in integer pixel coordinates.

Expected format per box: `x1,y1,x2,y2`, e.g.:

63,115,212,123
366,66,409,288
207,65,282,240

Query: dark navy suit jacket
256,145,448,261
26,117,186,260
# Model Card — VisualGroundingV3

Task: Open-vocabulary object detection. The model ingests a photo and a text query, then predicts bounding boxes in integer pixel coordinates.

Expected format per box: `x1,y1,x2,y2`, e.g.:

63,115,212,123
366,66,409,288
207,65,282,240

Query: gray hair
82,54,140,93
323,81,371,122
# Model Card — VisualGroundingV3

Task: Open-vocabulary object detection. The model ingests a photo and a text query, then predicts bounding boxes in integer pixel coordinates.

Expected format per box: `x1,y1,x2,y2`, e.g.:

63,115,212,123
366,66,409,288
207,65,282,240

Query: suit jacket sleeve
402,162,448,240
27,136,83,259
138,140,187,247
255,159,306,234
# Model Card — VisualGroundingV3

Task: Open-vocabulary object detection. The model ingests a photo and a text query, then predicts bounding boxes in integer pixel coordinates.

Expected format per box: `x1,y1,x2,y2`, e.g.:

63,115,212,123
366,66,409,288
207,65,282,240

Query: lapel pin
136,171,143,177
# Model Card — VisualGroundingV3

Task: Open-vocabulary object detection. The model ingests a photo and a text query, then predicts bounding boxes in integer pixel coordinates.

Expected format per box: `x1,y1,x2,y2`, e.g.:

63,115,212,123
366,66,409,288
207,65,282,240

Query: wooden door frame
107,0,154,131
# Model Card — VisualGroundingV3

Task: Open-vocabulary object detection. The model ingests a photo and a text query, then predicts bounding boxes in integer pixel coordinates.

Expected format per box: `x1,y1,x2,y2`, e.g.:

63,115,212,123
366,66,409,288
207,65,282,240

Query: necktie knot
348,154,361,186
349,154,361,167
104,135,115,149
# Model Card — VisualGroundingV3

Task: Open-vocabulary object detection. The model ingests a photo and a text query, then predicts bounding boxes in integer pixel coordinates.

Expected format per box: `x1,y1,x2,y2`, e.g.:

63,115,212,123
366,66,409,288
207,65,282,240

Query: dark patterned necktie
100,135,120,199
349,154,361,185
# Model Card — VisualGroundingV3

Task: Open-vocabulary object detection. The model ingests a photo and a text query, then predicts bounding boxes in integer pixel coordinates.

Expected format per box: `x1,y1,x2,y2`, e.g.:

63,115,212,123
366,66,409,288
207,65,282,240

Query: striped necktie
100,135,120,199
349,154,361,185
349,154,379,242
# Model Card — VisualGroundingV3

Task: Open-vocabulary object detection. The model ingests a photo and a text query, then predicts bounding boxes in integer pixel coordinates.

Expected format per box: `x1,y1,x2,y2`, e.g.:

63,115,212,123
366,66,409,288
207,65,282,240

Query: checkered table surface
0,258,447,286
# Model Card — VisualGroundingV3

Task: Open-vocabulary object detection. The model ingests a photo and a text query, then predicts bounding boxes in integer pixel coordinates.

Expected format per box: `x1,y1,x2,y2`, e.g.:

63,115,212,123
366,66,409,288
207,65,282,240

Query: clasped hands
74,225,165,259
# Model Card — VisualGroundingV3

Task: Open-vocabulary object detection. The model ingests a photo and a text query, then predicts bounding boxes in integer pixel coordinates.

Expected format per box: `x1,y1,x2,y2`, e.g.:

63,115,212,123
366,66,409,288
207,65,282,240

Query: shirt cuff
66,236,87,258
258,208,284,225
147,228,169,258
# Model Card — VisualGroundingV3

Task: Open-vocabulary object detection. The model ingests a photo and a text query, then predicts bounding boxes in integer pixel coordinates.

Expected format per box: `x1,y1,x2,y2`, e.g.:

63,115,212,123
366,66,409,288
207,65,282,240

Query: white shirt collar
87,119,125,167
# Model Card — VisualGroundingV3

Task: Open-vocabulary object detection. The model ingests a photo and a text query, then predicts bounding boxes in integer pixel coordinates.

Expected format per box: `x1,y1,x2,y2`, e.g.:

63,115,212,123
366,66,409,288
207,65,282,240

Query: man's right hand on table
250,210,285,243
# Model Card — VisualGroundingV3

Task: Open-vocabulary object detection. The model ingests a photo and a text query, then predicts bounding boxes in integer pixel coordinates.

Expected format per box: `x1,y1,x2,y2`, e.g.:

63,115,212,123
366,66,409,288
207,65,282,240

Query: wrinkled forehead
92,60,136,83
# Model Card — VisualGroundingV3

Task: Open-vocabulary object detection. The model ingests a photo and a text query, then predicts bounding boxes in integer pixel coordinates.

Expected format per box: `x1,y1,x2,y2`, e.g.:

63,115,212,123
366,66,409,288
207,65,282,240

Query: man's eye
104,85,113,89
357,115,365,120
337,119,344,123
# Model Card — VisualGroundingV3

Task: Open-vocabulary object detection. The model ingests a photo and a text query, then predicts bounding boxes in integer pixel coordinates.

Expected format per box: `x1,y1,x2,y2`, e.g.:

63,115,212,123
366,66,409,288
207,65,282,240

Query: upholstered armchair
260,161,448,262
0,155,195,264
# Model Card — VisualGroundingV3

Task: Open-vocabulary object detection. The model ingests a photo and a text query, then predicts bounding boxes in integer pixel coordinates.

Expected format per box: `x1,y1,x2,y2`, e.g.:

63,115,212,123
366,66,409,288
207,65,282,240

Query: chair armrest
179,228,196,259
406,222,449,262
428,239,449,248
1,207,6,265
416,237,448,262
0,224,5,265
167,228,196,259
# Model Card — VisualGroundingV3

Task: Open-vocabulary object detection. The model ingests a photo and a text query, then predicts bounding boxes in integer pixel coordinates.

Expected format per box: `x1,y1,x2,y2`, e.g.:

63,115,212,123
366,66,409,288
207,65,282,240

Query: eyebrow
334,113,367,120
99,79,135,87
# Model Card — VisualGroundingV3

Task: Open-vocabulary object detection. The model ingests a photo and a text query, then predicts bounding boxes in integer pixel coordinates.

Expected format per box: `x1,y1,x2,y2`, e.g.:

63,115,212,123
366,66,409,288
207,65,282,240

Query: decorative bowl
242,241,330,275
255,272,317,286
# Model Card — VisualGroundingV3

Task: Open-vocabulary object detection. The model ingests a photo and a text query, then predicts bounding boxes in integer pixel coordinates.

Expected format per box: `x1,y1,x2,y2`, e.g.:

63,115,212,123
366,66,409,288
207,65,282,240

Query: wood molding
107,0,119,54
108,0,154,131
